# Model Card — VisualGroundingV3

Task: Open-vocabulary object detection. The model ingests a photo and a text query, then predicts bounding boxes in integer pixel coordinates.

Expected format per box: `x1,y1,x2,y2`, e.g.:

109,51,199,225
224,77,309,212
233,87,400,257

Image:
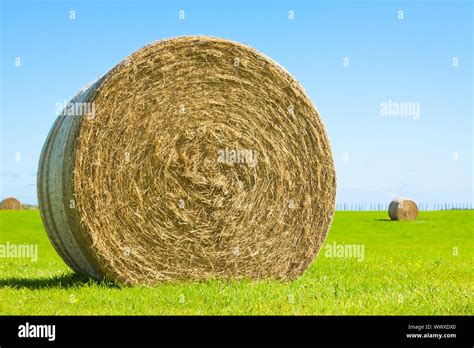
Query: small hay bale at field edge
37,36,336,285
1,197,21,210
388,198,419,221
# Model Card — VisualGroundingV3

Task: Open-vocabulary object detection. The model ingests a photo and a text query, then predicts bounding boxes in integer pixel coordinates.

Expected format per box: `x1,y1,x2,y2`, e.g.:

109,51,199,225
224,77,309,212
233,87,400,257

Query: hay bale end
388,198,418,221
1,197,21,210
37,36,336,284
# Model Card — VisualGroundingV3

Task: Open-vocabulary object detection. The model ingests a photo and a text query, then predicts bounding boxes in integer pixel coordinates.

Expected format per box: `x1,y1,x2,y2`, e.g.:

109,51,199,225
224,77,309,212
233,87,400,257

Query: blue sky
0,0,472,205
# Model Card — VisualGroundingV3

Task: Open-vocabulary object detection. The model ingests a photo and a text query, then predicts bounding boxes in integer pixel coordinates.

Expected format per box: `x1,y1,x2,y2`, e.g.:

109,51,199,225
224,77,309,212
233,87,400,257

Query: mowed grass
0,210,472,315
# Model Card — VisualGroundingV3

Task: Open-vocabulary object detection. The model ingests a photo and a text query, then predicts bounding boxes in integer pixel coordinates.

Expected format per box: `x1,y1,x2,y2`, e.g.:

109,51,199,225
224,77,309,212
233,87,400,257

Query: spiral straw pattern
38,36,336,284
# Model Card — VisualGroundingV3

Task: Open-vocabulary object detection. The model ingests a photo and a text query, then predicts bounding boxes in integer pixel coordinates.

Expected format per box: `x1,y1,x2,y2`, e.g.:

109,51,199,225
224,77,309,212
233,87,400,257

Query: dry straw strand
37,36,337,285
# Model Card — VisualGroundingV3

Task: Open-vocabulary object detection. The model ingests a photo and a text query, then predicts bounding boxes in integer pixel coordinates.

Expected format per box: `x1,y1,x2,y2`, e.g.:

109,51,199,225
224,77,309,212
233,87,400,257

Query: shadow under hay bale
37,36,336,285
1,197,21,210
388,198,418,221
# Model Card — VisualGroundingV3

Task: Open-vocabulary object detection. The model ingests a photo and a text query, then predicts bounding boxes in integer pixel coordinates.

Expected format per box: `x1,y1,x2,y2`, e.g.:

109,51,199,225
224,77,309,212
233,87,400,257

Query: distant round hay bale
388,198,418,221
1,197,21,210
37,36,336,285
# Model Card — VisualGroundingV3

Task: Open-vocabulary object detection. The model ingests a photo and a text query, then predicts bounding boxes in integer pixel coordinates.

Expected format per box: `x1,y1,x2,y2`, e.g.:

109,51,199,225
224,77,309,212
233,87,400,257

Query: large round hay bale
388,198,418,221
1,197,21,210
37,36,336,285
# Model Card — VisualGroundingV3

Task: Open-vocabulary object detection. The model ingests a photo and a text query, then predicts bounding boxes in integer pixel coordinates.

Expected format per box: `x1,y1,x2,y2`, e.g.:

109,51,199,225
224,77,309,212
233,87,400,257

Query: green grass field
0,210,472,315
